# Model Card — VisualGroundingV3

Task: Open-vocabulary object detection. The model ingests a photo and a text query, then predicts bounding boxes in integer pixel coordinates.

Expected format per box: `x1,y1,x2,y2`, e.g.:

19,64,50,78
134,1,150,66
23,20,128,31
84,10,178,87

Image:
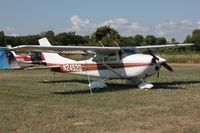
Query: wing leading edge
11,38,194,54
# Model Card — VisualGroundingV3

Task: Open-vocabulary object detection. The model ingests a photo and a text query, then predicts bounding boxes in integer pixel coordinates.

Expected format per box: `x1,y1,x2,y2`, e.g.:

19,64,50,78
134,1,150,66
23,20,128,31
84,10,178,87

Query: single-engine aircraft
1,38,194,91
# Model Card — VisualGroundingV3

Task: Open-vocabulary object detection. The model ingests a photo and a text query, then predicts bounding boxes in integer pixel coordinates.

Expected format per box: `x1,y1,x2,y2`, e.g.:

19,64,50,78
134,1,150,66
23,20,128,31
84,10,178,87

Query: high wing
11,38,194,54
12,45,120,54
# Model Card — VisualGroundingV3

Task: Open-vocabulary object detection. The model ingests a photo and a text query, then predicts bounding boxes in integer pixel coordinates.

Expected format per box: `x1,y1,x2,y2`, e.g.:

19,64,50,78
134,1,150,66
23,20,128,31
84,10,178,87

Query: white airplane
8,38,193,92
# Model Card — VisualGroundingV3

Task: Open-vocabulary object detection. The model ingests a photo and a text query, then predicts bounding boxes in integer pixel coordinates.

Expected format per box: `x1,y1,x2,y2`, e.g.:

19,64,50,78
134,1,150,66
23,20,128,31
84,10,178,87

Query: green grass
0,66,200,133
158,53,200,64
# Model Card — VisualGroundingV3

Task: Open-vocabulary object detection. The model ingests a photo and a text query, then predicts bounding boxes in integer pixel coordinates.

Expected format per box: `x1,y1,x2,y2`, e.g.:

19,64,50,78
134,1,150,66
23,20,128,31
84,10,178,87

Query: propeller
147,49,159,61
147,49,174,78
161,62,174,72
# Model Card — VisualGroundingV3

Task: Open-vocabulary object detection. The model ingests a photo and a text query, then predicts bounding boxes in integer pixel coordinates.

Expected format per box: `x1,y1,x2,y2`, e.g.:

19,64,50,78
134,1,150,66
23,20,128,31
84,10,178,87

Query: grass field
0,65,200,133
161,53,200,64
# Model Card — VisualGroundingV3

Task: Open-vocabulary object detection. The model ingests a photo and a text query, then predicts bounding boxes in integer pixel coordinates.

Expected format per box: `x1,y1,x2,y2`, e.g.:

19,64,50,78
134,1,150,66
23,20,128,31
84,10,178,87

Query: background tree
121,36,134,46
144,35,156,45
5,36,16,46
184,35,192,43
92,26,122,46
156,37,167,45
170,38,179,44
0,31,5,46
184,29,200,51
55,32,88,45
1,28,198,52
56,32,75,45
26,35,41,45
134,35,144,45
41,30,56,44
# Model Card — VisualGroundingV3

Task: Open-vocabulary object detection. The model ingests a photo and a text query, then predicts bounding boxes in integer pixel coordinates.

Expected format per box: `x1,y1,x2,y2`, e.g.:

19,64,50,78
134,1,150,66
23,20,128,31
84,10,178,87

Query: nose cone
156,56,166,63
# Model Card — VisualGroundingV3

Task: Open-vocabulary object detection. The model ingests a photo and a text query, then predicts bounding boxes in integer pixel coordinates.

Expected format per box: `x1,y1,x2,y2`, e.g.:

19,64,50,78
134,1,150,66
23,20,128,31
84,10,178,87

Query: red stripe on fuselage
16,55,32,61
48,63,153,73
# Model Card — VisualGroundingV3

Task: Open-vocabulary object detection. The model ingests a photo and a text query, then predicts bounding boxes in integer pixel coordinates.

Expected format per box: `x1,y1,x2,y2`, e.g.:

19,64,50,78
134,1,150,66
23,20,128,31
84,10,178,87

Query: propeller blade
162,62,174,72
147,50,159,61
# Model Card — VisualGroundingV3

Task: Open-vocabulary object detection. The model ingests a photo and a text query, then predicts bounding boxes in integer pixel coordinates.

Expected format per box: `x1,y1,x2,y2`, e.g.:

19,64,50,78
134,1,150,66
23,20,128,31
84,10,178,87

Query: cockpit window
92,53,118,62
122,48,140,54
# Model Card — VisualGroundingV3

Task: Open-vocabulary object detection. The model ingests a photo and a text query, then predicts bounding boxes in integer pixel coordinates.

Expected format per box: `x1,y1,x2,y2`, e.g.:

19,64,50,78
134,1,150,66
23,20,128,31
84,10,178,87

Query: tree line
0,26,199,51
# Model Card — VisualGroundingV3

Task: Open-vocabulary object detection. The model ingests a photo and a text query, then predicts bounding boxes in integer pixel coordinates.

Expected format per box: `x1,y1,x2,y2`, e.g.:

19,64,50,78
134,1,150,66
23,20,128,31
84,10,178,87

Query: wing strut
85,59,93,94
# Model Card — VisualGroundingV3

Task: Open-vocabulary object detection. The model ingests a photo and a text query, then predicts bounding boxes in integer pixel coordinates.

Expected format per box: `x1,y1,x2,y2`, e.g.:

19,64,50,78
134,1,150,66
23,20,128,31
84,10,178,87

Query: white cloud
66,16,200,42
1,26,17,36
157,31,166,37
154,20,195,41
100,18,148,36
68,16,148,36
69,15,95,35
197,20,200,29
70,15,88,30
5,27,16,33
155,20,194,31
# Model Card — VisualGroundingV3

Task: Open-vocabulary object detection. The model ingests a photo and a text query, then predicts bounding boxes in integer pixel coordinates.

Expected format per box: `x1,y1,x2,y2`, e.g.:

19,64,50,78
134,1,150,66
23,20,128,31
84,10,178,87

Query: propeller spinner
148,50,174,78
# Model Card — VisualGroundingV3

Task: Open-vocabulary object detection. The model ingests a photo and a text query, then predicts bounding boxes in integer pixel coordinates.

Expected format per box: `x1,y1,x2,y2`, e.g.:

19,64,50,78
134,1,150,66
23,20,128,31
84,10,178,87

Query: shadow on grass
40,79,200,95
40,79,89,84
53,83,135,95
152,80,200,89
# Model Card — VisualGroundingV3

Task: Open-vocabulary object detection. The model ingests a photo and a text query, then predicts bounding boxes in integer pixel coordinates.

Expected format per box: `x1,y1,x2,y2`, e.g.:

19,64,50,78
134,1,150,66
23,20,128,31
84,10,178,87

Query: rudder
38,38,76,65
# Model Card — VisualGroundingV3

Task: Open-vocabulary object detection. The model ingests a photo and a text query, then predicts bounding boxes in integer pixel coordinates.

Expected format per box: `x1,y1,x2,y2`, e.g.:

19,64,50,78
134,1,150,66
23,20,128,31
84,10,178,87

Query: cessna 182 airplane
0,38,194,91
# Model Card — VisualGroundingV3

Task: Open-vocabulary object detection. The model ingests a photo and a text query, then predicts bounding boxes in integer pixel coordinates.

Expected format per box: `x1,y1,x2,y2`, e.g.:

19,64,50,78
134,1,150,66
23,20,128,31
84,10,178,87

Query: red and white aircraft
15,52,46,65
11,38,193,91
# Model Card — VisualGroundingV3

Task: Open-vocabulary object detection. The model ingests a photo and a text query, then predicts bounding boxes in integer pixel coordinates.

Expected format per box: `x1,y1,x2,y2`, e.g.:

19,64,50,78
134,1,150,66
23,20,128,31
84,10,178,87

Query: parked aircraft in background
15,52,46,65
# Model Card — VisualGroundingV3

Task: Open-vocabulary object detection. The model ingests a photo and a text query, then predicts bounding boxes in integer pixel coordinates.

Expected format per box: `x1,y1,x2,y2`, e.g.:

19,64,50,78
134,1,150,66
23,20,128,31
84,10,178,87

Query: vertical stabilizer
38,38,76,65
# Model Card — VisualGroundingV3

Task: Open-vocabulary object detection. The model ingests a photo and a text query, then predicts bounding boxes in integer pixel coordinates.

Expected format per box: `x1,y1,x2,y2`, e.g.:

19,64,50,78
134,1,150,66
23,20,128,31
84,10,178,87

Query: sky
0,0,200,42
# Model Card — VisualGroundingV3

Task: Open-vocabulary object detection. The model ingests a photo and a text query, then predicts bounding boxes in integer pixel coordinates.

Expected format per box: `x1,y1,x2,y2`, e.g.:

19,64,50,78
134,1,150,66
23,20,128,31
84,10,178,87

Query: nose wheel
126,79,153,89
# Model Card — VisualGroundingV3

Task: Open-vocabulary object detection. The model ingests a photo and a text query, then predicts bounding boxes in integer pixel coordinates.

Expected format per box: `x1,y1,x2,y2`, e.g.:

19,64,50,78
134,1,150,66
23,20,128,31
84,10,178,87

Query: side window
92,55,104,62
103,54,117,62
29,52,42,60
92,53,118,62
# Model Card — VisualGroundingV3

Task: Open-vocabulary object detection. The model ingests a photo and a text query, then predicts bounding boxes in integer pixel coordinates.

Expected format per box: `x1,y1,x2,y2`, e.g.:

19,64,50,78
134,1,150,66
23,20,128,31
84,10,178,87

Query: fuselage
49,54,163,79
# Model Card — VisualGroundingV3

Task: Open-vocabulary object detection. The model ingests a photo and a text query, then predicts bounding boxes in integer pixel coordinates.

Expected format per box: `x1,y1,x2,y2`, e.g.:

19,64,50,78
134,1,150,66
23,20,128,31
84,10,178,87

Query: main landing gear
126,79,153,89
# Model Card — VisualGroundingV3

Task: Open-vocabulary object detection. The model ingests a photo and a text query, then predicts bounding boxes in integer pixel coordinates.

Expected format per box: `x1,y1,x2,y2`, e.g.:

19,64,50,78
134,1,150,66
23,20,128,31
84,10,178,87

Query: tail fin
38,38,76,65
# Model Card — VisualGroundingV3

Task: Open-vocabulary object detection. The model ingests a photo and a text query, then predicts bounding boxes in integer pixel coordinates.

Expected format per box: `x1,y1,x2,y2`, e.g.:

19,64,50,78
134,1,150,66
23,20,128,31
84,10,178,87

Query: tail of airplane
6,45,17,57
38,38,76,65
0,47,20,69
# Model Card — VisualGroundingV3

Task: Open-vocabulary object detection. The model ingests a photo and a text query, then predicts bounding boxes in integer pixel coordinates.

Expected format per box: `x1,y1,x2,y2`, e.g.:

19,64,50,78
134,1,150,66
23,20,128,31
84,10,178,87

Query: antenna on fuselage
98,41,105,47
85,59,93,94
114,41,120,47
113,40,126,59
